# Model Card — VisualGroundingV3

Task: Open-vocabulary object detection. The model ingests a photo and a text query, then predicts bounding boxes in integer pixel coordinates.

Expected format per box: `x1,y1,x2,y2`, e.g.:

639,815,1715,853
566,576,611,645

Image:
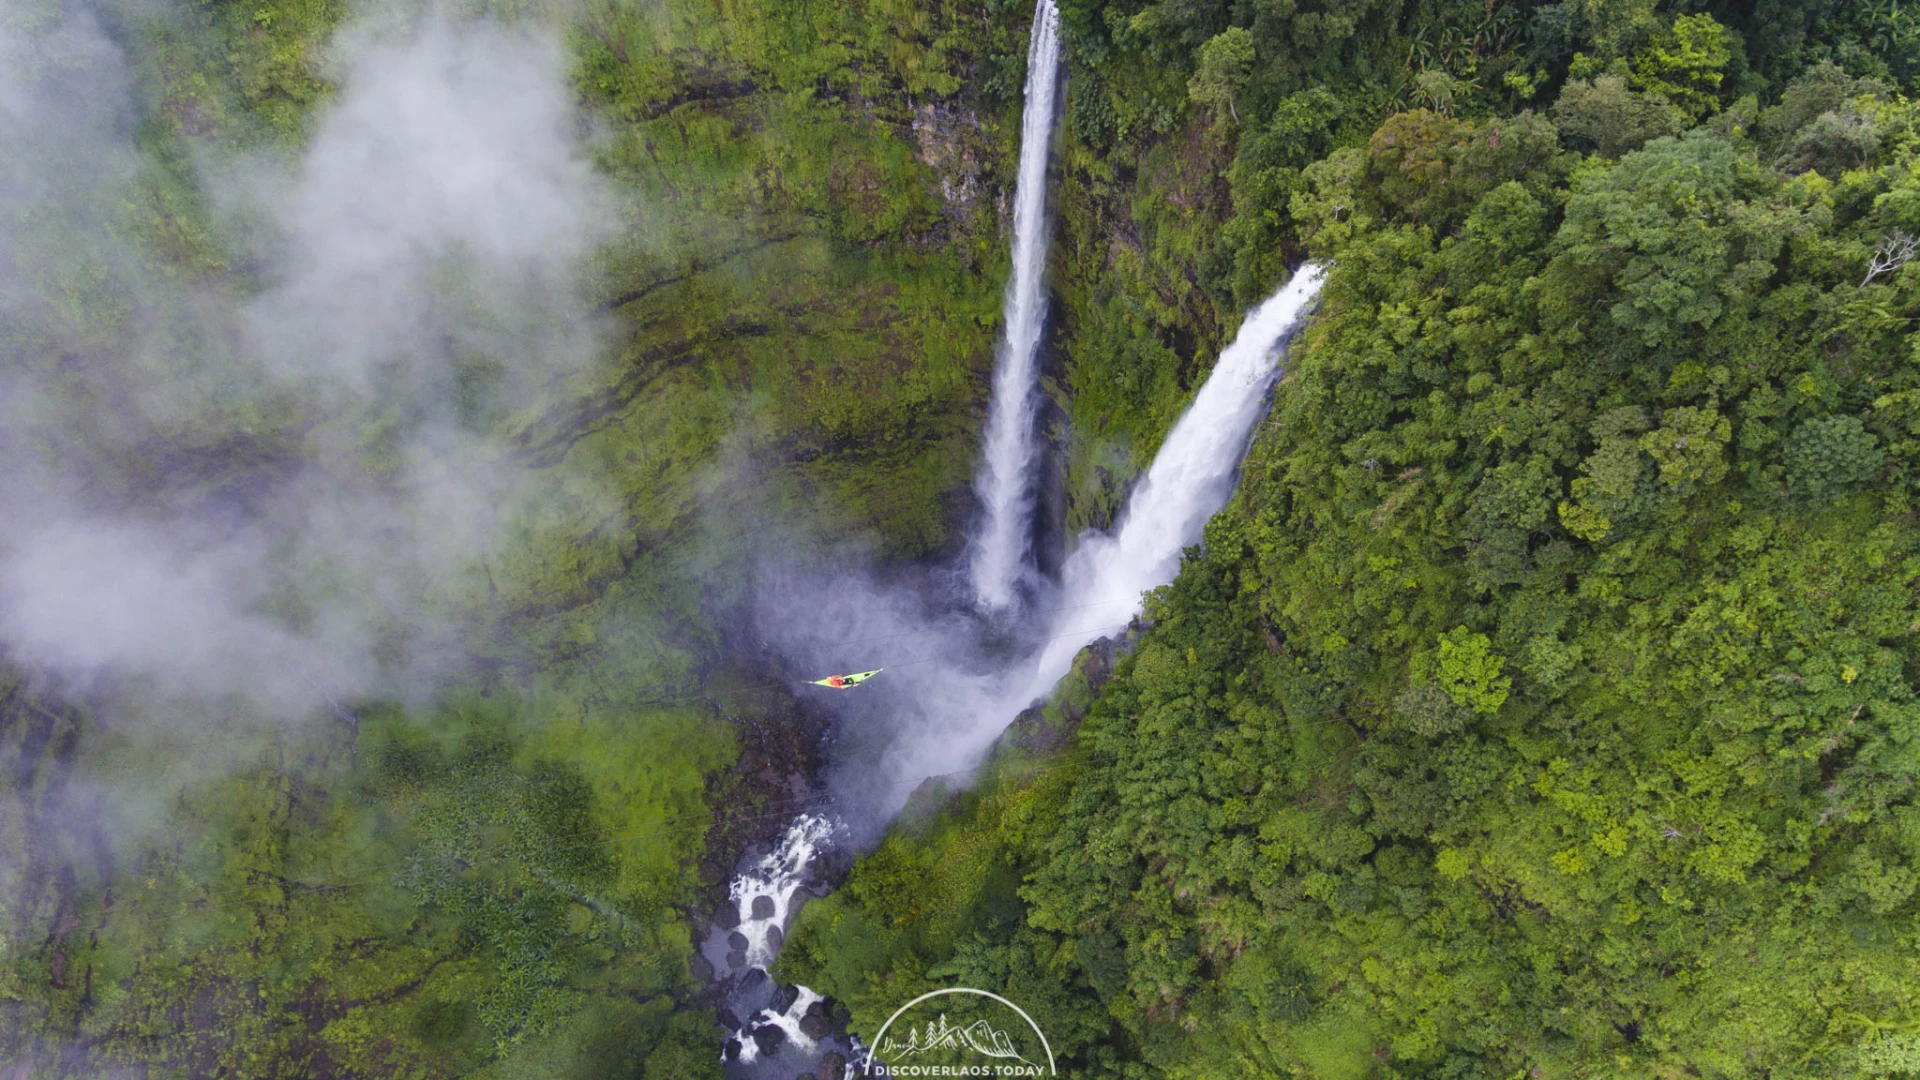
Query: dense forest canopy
2,0,1919,1075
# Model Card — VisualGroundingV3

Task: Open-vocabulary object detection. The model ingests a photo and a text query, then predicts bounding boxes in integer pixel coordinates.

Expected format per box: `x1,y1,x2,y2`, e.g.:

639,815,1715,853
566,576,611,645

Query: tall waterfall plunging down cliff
1017,263,1327,701
965,0,1062,613
867,264,1329,799
719,264,1323,1075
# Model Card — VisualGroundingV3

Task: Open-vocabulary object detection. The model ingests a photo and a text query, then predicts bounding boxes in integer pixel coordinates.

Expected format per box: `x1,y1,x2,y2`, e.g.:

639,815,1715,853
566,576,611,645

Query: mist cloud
250,17,612,399
0,1,619,719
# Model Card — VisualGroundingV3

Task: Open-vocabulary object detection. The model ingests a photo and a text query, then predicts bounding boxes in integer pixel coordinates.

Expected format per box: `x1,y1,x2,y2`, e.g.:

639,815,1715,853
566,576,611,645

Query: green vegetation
3,694,730,1077
4,0,1032,1072
10,0,1920,1073
781,3,1920,1076
1042,0,1920,526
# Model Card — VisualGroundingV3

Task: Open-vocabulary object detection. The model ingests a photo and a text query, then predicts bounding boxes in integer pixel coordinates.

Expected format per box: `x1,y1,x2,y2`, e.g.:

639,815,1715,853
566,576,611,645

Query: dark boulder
751,894,777,920
771,983,800,1015
819,1051,846,1080
725,948,747,970
714,904,741,930
766,924,784,951
752,1023,787,1056
727,930,750,953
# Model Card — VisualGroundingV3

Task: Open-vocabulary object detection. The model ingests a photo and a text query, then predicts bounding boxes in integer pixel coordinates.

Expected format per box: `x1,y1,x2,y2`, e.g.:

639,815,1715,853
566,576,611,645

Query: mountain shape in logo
878,1013,1035,1066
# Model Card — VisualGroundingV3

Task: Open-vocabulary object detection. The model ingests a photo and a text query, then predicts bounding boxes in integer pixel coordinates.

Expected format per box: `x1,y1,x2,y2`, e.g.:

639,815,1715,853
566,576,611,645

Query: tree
1630,13,1732,120
1553,74,1686,157
1769,61,1890,139
1410,68,1470,117
1393,680,1471,736
1784,415,1885,499
1862,231,1917,286
1558,407,1653,542
1433,628,1511,714
1188,27,1254,126
1552,130,1779,348
1640,405,1732,489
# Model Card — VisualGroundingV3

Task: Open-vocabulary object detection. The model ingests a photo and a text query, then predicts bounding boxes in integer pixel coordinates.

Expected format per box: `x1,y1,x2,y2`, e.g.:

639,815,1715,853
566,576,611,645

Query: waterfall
716,264,1323,1076
966,0,1062,613
728,814,834,970
1019,263,1326,698
868,263,1327,808
710,814,855,1070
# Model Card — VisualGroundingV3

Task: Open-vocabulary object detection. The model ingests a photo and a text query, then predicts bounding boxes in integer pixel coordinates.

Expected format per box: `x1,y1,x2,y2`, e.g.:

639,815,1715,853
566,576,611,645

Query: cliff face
914,100,997,241
1048,104,1242,535
2,0,1270,1066
0,0,1332,1067
0,1,1050,1075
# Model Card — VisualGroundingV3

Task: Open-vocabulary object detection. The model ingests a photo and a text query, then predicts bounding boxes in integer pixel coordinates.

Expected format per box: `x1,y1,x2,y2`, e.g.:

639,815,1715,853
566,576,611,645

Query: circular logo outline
863,986,1057,1075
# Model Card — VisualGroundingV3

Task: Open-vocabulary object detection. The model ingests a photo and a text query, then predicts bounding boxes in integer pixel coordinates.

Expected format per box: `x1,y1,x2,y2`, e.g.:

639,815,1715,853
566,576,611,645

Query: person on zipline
809,669,882,690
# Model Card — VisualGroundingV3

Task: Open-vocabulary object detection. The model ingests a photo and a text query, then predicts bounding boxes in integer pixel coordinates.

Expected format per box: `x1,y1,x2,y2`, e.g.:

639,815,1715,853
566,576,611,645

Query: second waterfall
966,0,1062,613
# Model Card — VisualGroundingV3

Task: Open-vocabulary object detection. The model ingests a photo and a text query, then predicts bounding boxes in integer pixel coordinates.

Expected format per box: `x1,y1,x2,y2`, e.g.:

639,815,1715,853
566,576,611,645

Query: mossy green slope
1,0,1030,1074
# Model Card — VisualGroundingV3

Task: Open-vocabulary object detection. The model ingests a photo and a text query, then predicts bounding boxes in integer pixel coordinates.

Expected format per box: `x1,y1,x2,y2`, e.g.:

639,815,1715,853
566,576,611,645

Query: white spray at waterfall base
966,0,1062,614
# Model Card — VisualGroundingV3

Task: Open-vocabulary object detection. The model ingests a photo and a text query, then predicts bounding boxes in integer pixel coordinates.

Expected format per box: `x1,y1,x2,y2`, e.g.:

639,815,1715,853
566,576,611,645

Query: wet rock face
992,629,1136,761
752,1022,787,1055
913,102,988,221
771,983,800,1015
691,658,830,974
727,930,750,953
725,948,747,970
740,967,769,993
819,1050,847,1080
751,894,776,920
799,1009,831,1039
765,923,784,950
